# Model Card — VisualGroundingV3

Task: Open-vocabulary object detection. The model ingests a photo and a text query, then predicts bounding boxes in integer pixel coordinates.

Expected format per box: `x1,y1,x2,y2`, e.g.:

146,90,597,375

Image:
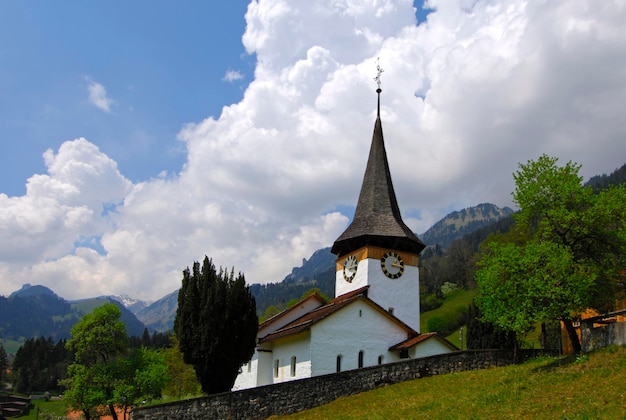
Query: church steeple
331,80,425,257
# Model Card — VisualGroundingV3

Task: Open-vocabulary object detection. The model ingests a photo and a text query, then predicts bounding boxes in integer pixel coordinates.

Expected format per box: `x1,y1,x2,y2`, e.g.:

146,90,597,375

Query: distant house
233,87,457,390
562,298,626,354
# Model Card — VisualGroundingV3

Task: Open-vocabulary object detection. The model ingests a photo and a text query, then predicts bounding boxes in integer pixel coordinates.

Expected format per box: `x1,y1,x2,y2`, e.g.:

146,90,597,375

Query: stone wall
131,349,535,420
581,320,626,352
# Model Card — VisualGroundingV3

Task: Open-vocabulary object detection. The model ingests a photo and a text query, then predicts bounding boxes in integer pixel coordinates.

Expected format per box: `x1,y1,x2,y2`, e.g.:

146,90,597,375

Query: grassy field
21,398,68,419
275,345,626,419
420,288,478,348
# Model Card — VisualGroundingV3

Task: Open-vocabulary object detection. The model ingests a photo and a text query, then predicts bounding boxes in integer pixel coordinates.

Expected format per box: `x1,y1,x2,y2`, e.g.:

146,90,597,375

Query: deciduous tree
161,337,201,399
476,155,626,353
174,256,258,394
64,303,128,420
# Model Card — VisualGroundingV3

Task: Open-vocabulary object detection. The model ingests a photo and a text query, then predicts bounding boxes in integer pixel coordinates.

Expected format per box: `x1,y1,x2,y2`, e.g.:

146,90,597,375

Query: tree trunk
540,322,547,349
109,403,119,420
83,409,91,420
562,318,582,354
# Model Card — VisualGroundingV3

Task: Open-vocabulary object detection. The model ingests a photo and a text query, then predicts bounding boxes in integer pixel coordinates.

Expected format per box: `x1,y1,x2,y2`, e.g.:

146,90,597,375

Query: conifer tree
174,256,258,394
0,343,7,387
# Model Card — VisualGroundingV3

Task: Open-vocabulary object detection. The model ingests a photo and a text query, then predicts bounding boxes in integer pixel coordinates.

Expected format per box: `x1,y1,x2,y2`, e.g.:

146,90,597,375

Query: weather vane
374,57,384,91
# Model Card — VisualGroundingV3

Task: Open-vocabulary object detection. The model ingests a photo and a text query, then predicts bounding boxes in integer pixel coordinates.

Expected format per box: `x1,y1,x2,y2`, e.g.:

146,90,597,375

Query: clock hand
391,261,403,268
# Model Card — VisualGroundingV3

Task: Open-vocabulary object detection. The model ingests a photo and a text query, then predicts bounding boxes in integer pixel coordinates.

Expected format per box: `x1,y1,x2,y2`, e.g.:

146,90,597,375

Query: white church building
233,86,457,391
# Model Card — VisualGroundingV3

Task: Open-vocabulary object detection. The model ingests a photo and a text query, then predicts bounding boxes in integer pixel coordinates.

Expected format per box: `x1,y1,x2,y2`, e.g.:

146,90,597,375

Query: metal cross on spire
374,57,384,92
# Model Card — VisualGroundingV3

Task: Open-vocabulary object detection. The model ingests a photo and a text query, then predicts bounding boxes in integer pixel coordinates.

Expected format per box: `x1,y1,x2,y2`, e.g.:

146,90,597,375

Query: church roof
331,90,425,257
258,285,418,344
389,332,459,352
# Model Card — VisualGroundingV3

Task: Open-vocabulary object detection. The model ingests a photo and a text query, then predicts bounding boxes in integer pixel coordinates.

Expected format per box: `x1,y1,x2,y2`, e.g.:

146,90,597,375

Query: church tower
330,79,425,332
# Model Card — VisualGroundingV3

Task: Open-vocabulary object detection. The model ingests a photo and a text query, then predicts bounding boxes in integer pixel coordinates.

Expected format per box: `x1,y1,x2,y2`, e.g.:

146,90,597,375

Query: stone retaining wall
131,349,542,420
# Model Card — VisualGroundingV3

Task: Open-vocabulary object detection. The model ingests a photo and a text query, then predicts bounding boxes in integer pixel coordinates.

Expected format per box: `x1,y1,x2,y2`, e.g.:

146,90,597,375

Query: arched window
378,355,384,365
290,356,296,377
336,355,342,372
358,350,364,368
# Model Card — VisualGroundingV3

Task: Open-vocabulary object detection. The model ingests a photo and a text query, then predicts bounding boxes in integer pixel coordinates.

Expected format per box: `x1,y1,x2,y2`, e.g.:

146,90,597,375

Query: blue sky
1,0,625,301
1,1,254,196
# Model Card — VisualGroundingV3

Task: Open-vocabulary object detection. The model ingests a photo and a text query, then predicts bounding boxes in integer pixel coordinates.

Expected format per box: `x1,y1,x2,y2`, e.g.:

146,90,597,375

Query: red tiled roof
389,332,459,351
258,292,327,330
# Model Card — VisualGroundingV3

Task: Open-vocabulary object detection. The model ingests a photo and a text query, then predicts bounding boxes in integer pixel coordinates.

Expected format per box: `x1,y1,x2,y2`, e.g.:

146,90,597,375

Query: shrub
420,294,444,312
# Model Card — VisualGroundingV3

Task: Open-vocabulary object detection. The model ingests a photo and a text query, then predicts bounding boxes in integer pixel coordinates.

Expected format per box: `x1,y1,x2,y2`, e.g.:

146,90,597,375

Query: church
233,82,457,391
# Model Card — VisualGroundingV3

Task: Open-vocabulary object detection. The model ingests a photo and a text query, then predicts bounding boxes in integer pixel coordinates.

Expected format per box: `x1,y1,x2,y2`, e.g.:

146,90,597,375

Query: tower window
290,356,296,377
388,307,394,315
359,309,362,317
358,350,364,368
274,359,279,378
336,355,342,372
378,355,384,365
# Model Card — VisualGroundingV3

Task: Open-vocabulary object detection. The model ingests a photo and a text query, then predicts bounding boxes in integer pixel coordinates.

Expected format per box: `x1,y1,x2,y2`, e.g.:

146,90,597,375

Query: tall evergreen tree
174,256,258,394
0,343,8,387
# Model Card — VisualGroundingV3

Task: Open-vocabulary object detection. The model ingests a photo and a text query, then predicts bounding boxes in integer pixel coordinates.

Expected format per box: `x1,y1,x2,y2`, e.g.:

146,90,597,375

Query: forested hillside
0,284,146,342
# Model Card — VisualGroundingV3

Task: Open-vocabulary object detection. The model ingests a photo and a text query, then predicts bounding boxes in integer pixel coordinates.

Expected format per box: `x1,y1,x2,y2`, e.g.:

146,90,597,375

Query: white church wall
409,338,455,359
269,332,312,384
232,352,258,391
364,260,420,332
310,299,408,376
257,348,275,386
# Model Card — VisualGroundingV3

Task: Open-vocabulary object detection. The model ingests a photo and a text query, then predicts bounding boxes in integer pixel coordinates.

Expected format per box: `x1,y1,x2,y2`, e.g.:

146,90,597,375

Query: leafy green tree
161,337,201,399
113,347,169,419
174,256,258,394
476,155,626,353
64,303,128,420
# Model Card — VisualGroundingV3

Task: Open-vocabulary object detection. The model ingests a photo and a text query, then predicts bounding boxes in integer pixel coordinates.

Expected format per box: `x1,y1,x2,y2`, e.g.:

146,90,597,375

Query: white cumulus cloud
1,0,626,301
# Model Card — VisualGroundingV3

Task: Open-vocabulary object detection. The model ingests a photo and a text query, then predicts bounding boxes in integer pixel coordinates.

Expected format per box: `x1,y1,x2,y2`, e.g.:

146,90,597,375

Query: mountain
105,294,151,314
0,284,147,345
420,203,514,249
135,290,179,333
70,296,147,337
9,283,57,298
282,247,336,284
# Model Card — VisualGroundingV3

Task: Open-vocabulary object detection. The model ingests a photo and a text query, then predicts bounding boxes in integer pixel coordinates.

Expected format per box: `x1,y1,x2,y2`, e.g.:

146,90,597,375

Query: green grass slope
276,346,626,419
420,288,478,348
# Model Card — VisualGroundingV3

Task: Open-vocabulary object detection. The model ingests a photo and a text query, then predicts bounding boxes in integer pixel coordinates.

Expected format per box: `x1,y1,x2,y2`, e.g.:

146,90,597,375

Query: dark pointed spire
331,85,425,257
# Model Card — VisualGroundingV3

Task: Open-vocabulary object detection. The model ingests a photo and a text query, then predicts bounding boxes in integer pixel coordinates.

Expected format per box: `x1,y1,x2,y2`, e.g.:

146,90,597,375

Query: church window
359,309,362,317
358,350,364,368
378,355,384,365
274,359,279,378
290,356,296,377
336,355,342,372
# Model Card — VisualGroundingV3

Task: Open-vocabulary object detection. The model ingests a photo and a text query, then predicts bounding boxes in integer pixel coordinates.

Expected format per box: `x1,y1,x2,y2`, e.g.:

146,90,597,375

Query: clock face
343,255,358,282
381,251,404,279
